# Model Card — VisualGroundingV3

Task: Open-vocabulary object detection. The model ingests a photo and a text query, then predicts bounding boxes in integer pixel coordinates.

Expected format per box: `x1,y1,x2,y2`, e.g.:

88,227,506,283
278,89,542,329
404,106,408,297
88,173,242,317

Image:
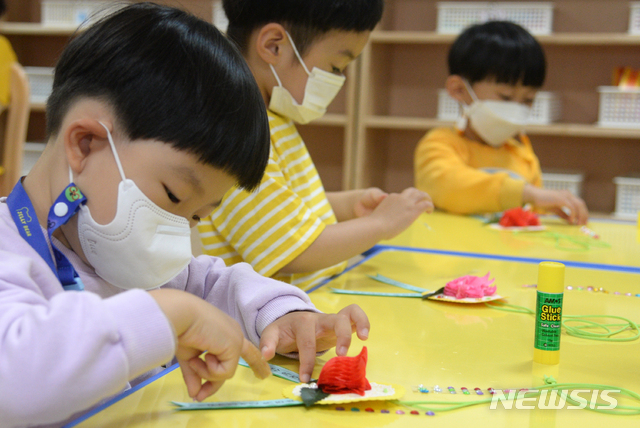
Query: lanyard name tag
6,180,87,291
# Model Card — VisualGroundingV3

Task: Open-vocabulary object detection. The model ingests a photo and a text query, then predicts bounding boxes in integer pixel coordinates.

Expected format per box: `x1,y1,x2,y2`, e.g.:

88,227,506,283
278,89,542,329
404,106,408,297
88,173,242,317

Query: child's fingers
338,304,370,340
571,197,589,225
322,313,352,356
202,351,239,381
293,318,318,383
258,325,281,361
369,187,387,203
241,338,271,379
419,198,435,213
194,380,226,402
178,356,204,399
188,355,211,380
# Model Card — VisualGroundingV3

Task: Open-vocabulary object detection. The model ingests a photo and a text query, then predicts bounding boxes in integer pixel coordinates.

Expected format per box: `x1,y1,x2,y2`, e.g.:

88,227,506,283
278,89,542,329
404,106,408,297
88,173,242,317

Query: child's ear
63,119,112,177
446,75,470,104
255,23,288,66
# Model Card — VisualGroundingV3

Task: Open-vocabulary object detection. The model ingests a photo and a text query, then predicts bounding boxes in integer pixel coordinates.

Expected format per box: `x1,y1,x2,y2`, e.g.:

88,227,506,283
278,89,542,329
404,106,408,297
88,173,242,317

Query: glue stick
533,262,565,365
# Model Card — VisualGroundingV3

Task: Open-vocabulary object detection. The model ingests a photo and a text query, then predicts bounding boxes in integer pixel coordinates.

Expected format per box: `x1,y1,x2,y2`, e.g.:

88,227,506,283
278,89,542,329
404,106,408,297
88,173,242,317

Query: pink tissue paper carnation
444,273,496,299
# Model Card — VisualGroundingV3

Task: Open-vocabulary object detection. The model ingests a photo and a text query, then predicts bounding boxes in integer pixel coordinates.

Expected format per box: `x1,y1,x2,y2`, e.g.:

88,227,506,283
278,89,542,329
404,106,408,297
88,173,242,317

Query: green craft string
484,302,640,342
513,231,612,252
397,376,640,415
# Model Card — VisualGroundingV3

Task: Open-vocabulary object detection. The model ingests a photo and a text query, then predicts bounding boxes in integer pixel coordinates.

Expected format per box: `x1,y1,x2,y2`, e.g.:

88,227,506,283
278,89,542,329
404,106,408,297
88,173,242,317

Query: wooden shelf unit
353,0,640,213
371,31,640,46
364,116,640,139
1,0,355,191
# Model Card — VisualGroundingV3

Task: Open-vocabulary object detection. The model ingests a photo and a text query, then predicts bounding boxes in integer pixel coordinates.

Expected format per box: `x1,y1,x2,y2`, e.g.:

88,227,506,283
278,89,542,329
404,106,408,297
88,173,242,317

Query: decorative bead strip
333,406,436,416
523,284,640,297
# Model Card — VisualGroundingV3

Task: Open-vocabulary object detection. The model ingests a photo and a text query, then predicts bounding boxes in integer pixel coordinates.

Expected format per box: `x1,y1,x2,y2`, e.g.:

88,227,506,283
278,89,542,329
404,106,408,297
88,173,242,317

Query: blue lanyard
6,179,87,291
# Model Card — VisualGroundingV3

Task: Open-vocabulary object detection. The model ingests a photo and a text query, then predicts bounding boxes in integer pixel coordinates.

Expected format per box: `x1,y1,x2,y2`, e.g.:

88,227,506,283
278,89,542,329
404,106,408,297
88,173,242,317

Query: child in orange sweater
415,21,588,224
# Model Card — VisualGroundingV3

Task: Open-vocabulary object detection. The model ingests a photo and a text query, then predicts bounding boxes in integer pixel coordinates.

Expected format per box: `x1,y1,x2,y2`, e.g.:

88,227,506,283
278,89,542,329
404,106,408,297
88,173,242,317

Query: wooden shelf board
364,116,640,138
371,31,640,46
0,22,79,36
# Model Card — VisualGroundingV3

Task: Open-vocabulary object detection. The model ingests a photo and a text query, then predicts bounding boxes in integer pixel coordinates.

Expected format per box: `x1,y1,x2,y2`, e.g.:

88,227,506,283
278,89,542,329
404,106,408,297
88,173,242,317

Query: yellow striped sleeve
200,161,326,278
198,111,347,289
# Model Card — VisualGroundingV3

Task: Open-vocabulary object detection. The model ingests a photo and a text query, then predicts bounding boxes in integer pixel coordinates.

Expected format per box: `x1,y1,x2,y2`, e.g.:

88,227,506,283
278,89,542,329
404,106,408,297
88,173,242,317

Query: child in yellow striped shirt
197,0,433,290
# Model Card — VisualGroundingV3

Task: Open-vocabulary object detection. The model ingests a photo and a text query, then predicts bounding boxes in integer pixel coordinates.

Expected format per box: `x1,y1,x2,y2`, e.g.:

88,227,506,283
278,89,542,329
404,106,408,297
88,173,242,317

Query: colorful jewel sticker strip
414,386,517,395
333,406,435,416
485,301,640,342
523,284,640,298
398,376,640,416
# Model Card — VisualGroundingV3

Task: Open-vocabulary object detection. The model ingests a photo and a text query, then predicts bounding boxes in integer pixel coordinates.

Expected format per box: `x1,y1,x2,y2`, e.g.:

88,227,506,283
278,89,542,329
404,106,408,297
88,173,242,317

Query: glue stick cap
537,262,565,294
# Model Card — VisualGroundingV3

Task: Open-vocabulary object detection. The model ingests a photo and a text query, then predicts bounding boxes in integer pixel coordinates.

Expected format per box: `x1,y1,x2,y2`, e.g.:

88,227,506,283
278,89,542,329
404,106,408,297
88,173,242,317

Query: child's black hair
47,2,269,191
448,21,546,88
223,0,384,57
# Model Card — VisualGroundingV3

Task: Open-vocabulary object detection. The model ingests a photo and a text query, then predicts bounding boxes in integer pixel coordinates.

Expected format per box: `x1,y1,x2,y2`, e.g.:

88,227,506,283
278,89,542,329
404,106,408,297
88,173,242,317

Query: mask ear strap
462,78,479,103
269,64,284,87
98,121,127,181
284,31,311,76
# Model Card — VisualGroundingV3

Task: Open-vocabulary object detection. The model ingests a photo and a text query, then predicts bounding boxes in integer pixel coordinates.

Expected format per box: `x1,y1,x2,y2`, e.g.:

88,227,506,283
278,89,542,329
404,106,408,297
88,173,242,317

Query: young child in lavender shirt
0,4,368,426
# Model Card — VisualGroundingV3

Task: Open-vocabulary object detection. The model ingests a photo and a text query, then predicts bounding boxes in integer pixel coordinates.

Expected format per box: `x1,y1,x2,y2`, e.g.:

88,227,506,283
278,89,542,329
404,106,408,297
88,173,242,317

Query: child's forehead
304,29,370,61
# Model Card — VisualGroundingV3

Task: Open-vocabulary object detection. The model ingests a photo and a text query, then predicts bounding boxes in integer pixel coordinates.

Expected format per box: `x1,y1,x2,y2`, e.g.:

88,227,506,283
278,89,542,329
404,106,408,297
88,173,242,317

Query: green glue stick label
534,291,563,351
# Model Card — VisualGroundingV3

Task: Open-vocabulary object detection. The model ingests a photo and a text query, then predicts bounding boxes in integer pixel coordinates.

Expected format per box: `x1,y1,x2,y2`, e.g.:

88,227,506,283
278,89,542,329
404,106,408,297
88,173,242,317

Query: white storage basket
24,67,54,104
613,176,640,219
597,86,640,128
437,2,554,35
527,92,561,124
541,171,583,197
437,89,461,121
41,1,126,27
629,2,640,34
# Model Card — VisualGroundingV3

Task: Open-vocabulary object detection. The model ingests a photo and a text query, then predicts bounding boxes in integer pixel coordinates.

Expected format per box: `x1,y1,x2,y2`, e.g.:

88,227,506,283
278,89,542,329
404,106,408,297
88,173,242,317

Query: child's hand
353,187,388,218
523,184,589,225
369,187,434,239
151,289,271,401
259,304,370,383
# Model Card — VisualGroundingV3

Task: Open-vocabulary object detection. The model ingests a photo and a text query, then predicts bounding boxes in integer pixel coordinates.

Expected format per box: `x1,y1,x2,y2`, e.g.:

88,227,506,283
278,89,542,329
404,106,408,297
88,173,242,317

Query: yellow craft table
69,247,640,428
382,212,640,269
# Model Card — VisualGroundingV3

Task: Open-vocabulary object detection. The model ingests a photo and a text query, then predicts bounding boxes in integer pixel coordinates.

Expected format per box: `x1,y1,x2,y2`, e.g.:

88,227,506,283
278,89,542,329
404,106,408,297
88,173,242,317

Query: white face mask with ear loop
268,31,346,124
458,79,532,147
75,122,193,290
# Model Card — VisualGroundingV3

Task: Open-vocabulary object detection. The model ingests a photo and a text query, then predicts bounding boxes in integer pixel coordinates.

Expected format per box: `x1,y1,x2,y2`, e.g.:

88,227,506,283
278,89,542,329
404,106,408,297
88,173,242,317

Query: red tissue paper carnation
499,207,540,227
444,272,497,299
317,347,371,396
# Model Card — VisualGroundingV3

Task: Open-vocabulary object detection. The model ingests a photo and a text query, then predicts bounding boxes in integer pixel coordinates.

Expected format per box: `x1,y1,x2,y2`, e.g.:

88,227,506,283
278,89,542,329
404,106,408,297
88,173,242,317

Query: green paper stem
171,399,303,410
367,274,429,293
330,288,422,298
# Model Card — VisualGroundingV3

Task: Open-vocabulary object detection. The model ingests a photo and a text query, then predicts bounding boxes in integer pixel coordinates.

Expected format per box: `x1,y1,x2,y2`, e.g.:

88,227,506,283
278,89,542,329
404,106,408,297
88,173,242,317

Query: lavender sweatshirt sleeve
163,256,320,346
0,250,176,427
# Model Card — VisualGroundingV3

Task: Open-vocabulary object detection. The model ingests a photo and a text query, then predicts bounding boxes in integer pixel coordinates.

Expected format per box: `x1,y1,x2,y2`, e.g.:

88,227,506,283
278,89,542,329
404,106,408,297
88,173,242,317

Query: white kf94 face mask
459,79,532,147
76,122,192,290
268,31,346,124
